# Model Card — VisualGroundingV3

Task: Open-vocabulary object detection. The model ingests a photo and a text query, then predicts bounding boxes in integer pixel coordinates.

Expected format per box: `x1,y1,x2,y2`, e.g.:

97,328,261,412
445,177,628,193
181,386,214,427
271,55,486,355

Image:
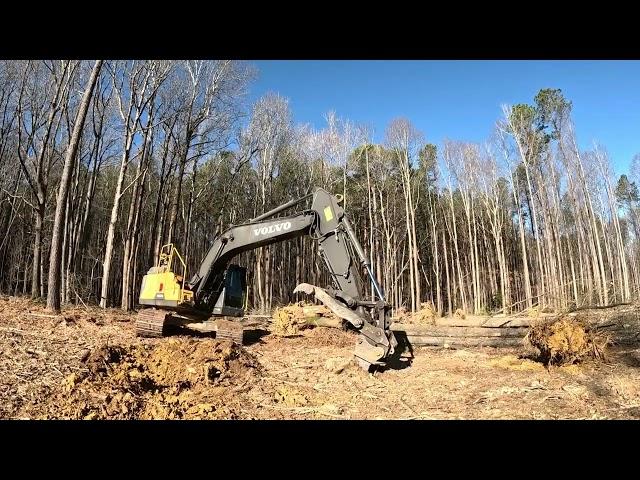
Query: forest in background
0,60,638,315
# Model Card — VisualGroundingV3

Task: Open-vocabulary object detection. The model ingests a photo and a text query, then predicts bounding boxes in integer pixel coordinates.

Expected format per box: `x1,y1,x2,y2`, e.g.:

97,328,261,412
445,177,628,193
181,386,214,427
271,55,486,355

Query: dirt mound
23,338,261,419
526,318,609,366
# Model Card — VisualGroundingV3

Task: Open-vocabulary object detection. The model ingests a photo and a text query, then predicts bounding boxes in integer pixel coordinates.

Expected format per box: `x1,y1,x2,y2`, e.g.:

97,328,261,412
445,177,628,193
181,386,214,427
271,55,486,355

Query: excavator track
135,308,172,338
215,318,244,344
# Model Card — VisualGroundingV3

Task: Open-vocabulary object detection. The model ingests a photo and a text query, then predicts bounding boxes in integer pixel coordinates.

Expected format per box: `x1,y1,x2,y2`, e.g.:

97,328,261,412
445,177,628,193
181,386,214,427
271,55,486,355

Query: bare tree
47,60,103,311
386,118,423,312
245,93,292,312
100,60,171,308
15,61,77,298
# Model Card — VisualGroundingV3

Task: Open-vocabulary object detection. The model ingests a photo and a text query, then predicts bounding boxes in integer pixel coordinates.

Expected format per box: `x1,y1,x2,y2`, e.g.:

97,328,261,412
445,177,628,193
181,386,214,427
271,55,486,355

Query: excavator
135,187,397,371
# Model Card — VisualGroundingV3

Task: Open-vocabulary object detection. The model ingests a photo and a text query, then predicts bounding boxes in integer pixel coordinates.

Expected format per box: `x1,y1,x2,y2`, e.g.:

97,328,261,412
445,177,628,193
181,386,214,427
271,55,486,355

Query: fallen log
570,302,632,312
403,336,524,348
429,317,532,328
391,318,532,329
477,317,534,328
304,317,344,329
392,325,528,338
302,317,530,336
302,306,331,317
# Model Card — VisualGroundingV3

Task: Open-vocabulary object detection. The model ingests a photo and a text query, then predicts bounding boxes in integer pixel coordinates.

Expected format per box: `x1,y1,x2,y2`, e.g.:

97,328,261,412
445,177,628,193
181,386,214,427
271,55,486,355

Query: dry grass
489,354,546,371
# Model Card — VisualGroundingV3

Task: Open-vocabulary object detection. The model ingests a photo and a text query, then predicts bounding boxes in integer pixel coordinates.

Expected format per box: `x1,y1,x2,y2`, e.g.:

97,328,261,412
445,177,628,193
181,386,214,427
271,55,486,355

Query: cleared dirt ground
2,296,640,420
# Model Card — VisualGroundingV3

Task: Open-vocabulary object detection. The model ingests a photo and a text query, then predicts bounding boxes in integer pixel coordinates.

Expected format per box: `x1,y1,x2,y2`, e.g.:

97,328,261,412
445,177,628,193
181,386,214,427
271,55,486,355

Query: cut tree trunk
391,324,529,337
400,336,524,347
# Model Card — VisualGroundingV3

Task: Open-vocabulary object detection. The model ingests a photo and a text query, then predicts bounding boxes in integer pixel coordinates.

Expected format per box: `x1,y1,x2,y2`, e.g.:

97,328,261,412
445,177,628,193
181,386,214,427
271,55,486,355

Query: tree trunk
100,135,134,308
31,201,45,299
47,60,103,312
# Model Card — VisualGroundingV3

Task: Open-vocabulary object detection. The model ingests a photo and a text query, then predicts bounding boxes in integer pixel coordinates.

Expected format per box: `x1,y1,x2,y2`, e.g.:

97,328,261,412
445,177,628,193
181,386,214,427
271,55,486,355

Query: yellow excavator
136,187,397,371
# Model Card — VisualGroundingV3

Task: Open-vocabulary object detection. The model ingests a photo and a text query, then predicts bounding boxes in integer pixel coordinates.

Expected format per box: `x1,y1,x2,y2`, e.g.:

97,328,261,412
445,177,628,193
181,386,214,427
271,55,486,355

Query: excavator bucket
294,283,396,370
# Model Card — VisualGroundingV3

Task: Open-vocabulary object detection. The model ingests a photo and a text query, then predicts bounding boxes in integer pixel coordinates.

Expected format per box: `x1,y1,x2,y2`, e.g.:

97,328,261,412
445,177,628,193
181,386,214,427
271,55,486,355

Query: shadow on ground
378,331,414,372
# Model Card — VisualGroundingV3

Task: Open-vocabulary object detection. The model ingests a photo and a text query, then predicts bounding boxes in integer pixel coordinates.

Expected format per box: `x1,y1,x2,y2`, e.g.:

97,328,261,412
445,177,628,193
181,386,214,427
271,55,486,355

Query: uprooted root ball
394,303,437,324
271,303,310,336
526,318,610,366
414,302,437,324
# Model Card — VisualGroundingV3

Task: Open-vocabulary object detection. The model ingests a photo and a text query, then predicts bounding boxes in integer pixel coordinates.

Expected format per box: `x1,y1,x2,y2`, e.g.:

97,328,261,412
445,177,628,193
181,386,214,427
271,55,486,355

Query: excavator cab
211,265,246,316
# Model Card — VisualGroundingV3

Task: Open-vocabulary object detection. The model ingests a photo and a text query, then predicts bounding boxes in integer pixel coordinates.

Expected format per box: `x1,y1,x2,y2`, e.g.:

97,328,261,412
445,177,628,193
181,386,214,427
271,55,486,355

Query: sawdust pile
527,306,541,318
274,386,309,407
393,306,411,322
526,318,610,366
22,338,261,419
414,302,436,324
304,325,358,348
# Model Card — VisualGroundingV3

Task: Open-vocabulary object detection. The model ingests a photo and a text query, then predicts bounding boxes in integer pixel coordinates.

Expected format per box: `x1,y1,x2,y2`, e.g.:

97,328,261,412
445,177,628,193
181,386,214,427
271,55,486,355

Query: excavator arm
187,187,397,369
187,211,316,312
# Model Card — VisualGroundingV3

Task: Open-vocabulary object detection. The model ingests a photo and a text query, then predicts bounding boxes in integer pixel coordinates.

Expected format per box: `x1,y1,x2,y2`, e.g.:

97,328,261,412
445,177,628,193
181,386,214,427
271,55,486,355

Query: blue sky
247,60,640,177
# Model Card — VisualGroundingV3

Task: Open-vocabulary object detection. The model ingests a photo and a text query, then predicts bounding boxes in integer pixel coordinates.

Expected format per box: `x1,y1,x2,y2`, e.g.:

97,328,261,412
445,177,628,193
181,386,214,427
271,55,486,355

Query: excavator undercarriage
135,308,170,338
134,308,248,345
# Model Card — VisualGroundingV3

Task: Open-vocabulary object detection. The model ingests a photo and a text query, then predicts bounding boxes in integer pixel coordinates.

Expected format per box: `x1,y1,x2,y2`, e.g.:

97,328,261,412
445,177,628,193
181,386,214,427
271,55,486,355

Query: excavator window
224,265,246,309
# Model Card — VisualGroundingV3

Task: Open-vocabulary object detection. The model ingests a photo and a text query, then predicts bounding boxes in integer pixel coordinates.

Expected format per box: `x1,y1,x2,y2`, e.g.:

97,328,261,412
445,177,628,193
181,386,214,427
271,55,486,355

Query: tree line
0,60,638,315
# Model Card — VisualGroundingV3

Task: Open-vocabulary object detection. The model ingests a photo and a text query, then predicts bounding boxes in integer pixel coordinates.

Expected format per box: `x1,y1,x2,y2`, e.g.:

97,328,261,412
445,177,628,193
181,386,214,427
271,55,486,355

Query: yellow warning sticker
324,206,334,222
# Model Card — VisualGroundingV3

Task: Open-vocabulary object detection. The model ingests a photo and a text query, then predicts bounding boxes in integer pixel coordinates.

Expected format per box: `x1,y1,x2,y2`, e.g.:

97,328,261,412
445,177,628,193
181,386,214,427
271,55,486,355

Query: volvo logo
253,221,292,236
